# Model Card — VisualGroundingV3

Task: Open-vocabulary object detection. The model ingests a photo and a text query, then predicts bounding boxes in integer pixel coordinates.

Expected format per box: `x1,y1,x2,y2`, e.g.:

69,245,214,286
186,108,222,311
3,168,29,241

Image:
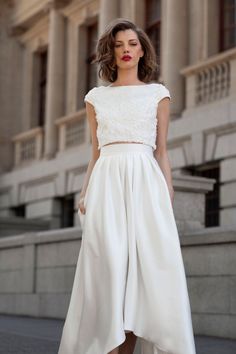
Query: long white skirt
58,143,196,354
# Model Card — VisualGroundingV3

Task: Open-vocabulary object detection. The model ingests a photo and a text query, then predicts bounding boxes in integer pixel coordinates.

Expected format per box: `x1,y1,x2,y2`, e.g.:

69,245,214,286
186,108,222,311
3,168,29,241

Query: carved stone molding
7,25,27,37
3,0,14,9
9,0,72,37
59,0,72,6
0,0,14,19
54,0,72,9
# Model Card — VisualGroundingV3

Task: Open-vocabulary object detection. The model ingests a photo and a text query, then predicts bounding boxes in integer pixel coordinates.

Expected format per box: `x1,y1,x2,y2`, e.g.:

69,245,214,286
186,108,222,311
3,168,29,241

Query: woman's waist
99,142,154,156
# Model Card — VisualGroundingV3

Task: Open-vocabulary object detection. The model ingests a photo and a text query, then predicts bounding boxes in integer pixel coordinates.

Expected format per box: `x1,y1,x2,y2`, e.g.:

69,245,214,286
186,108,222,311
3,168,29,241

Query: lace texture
84,83,171,150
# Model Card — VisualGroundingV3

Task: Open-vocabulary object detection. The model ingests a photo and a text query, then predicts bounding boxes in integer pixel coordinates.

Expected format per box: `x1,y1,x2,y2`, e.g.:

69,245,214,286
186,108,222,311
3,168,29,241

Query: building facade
0,0,236,230
0,0,236,339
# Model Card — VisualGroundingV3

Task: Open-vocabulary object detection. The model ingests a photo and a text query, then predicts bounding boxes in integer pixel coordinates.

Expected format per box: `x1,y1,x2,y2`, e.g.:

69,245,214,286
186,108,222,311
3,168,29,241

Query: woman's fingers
78,200,86,215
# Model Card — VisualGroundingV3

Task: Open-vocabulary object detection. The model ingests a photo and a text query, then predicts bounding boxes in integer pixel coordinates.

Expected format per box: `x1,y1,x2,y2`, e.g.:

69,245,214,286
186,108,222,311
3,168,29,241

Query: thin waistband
100,143,154,156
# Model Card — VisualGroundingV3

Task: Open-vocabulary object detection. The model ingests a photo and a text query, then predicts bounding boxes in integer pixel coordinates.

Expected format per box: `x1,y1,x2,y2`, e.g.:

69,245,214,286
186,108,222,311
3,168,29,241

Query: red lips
122,55,132,61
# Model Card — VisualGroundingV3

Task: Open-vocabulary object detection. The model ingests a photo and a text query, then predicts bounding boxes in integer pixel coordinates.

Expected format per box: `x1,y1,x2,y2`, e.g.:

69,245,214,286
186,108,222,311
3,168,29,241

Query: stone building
0,0,236,341
0,0,235,229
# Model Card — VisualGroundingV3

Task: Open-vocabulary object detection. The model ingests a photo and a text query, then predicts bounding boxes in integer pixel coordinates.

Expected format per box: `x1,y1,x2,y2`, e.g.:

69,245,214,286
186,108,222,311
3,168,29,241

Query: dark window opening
59,194,75,228
11,205,26,218
86,22,98,92
38,50,48,127
220,0,236,51
145,0,161,80
188,164,220,227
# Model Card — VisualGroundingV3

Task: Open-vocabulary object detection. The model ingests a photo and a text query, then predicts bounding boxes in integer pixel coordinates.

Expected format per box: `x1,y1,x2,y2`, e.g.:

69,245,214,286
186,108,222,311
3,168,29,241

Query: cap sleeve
157,84,171,104
84,87,97,106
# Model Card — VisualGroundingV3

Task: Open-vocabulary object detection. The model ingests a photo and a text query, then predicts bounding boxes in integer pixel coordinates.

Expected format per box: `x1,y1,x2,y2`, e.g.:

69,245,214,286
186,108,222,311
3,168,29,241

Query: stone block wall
182,228,236,339
0,228,80,319
0,226,235,340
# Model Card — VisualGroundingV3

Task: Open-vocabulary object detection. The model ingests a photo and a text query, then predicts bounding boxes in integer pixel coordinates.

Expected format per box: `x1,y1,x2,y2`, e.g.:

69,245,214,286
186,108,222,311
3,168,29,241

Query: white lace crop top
84,83,171,150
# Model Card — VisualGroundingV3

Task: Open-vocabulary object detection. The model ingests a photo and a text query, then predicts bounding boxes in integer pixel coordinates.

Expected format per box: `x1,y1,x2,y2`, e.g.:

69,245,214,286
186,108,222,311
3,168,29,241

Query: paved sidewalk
0,314,61,354
0,314,236,354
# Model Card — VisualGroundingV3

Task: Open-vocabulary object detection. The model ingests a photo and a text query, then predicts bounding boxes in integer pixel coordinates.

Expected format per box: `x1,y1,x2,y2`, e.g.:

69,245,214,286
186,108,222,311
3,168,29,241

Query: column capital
4,0,14,8
46,0,71,11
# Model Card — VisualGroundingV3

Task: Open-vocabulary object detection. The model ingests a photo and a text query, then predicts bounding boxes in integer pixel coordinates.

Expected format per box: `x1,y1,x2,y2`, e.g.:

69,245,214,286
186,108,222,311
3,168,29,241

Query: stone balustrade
181,47,236,109
12,127,43,167
55,110,88,152
12,109,89,167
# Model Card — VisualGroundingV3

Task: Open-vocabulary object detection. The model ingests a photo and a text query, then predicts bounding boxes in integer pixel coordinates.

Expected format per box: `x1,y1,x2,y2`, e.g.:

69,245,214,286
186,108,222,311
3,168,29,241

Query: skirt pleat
58,143,196,354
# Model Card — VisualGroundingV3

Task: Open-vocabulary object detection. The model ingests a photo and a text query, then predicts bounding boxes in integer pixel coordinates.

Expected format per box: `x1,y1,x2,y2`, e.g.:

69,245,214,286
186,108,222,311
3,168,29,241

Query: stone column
120,0,145,28
44,8,65,158
120,0,133,21
99,0,120,35
188,0,207,64
161,0,188,118
98,0,119,85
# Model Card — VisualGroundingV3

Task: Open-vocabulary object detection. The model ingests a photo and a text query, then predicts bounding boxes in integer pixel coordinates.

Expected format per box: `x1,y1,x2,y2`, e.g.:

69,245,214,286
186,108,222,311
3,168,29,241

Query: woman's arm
153,97,174,204
78,101,100,214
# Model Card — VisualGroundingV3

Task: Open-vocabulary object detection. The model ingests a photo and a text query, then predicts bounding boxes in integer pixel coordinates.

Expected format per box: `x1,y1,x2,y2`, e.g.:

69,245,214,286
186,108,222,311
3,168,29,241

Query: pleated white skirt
58,143,196,354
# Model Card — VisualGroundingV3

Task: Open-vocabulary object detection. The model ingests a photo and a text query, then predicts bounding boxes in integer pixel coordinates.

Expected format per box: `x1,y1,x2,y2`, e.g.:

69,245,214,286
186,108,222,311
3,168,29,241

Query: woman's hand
78,195,86,215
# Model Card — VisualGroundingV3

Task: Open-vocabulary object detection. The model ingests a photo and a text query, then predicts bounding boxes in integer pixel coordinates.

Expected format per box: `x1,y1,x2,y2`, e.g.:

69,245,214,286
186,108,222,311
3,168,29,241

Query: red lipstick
122,55,132,61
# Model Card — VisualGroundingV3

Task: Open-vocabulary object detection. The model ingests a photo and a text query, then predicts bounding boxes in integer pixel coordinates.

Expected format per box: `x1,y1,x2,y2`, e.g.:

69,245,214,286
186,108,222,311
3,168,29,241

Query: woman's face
113,29,144,69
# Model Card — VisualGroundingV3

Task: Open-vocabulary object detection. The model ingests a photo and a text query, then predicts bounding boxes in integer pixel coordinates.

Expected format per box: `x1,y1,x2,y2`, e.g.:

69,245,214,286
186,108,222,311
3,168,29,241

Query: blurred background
0,0,235,351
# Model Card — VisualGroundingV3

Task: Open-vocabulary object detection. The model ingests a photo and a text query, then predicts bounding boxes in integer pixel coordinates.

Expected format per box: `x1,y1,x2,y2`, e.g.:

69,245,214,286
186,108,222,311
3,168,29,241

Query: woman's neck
114,70,142,86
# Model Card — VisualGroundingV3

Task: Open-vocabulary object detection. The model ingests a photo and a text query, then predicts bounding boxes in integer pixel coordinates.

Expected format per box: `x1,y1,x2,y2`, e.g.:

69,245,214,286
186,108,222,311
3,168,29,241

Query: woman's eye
115,43,137,48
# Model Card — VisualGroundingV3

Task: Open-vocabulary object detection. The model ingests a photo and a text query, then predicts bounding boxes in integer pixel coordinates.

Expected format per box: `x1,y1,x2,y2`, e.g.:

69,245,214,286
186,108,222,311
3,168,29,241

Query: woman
58,18,196,354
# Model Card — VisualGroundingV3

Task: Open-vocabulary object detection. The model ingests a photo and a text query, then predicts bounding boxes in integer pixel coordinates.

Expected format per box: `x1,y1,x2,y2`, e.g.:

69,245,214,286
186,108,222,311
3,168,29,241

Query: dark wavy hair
92,18,158,83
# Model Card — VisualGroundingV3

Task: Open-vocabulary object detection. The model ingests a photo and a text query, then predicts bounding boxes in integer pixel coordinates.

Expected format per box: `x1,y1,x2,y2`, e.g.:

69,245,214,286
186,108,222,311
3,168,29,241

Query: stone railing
181,47,236,109
12,127,43,167
56,110,87,152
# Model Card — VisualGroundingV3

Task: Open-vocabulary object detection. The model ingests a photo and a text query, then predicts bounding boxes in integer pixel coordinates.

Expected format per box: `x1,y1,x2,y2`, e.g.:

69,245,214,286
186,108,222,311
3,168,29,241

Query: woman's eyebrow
115,39,138,42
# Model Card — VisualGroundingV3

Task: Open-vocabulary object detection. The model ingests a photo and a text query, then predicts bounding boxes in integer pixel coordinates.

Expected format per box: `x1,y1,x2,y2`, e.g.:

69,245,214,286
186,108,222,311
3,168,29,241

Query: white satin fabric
58,143,196,354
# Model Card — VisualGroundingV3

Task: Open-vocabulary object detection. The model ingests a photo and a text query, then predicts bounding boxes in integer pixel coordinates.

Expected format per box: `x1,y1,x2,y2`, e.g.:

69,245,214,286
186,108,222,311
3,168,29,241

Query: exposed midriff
103,141,145,147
